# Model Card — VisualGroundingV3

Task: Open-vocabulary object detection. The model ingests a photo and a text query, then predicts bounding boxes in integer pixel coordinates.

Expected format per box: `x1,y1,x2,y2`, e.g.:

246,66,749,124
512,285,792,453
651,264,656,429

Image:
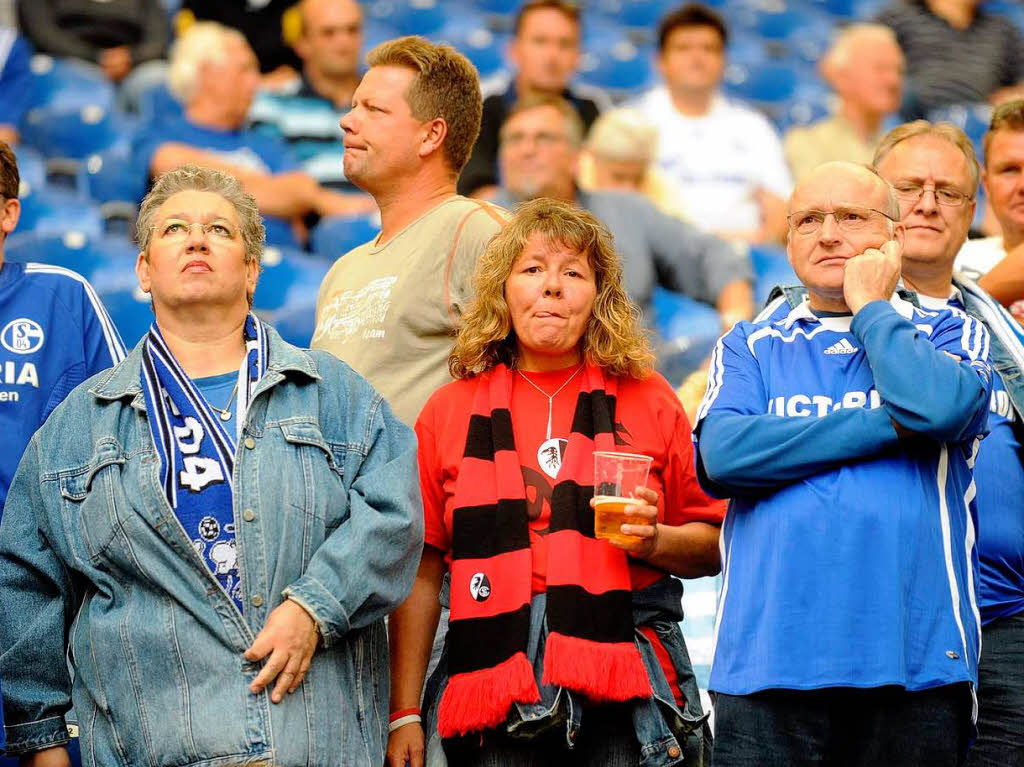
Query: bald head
790,162,900,221
296,0,362,80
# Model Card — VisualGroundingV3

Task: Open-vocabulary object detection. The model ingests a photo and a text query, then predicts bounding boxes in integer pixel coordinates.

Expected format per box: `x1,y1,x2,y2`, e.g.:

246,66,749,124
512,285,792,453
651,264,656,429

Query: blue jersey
919,293,1024,625
694,297,991,696
0,262,126,514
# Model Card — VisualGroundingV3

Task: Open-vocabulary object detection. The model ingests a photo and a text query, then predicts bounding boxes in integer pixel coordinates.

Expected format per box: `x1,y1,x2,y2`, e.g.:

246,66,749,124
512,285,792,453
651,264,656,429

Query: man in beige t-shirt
312,36,507,425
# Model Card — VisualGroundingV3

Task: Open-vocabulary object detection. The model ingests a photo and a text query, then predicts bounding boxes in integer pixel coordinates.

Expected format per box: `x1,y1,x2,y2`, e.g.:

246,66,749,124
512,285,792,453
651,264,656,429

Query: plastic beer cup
593,451,653,545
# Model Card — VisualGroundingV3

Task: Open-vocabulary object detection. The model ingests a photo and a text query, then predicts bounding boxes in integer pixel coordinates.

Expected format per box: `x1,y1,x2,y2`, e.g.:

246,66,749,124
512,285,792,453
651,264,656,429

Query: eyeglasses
501,131,570,149
787,206,896,235
153,219,239,242
892,182,973,207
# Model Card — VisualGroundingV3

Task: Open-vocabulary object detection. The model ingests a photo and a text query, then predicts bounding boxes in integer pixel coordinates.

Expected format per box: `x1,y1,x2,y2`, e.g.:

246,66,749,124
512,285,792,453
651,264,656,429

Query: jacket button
668,745,681,758
251,594,264,607
243,509,256,522
244,437,256,449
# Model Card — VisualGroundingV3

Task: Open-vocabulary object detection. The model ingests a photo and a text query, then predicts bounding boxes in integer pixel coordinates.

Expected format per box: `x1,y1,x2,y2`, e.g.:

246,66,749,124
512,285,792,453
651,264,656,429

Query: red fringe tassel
437,652,540,737
541,632,653,701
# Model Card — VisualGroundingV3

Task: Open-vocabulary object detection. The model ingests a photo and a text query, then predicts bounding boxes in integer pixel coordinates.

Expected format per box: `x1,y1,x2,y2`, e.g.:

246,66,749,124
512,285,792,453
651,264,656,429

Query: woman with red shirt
386,199,724,767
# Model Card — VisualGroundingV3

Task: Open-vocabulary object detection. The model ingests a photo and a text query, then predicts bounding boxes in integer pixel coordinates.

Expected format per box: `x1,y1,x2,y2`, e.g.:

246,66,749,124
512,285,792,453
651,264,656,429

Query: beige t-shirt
312,196,508,425
784,114,885,184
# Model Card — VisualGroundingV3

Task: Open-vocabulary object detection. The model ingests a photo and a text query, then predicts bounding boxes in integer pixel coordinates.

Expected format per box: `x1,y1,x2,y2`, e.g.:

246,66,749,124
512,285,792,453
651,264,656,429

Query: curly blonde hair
450,198,655,379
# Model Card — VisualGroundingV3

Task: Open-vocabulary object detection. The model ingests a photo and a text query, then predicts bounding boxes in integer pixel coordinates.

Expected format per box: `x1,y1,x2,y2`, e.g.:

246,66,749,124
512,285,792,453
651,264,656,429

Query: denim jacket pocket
278,420,349,530
57,441,127,565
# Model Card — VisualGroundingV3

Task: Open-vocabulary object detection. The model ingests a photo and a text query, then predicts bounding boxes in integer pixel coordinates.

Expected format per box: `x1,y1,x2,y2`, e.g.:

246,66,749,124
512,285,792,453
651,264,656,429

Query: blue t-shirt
924,294,1024,626
132,116,301,248
188,371,242,611
0,261,126,515
695,297,990,695
0,29,32,131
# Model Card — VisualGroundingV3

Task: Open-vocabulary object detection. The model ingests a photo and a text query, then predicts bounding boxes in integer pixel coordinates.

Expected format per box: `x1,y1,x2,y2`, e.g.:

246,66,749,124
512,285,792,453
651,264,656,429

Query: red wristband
389,707,420,723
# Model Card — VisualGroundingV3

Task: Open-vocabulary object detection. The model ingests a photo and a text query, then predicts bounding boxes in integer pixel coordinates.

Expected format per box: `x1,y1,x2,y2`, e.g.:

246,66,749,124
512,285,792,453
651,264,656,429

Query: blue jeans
442,702,640,766
966,612,1024,767
712,683,972,767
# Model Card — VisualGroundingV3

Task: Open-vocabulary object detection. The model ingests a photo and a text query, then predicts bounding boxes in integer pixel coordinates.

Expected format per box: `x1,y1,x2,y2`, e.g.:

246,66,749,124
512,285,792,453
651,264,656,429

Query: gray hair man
874,121,1024,767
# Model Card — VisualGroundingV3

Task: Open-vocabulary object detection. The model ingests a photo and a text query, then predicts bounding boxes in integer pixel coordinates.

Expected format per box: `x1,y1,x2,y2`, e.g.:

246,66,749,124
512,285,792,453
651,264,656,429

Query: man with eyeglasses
695,160,990,766
874,121,1024,767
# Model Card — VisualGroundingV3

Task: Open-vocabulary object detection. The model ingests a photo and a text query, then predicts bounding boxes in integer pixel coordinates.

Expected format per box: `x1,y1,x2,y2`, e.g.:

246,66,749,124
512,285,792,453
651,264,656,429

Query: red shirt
415,365,725,593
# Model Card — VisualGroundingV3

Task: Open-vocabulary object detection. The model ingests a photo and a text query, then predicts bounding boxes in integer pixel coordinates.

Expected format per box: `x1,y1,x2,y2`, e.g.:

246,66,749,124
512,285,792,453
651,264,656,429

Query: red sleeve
658,382,727,527
414,394,452,554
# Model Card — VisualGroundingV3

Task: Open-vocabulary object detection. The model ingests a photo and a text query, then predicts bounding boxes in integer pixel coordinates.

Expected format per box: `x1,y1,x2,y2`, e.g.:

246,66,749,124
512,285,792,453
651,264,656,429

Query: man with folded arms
696,160,990,766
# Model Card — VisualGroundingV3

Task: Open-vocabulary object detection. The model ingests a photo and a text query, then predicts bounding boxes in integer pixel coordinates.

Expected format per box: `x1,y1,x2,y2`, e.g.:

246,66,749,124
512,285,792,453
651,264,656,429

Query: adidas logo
824,339,859,355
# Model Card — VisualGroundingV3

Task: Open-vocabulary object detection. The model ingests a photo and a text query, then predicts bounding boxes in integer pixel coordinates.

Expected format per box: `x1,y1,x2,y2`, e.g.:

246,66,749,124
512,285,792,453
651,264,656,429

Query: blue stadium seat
17,186,103,239
380,0,447,35
651,287,722,385
578,41,654,94
445,28,508,79
362,19,403,54
81,152,148,236
619,0,674,30
750,244,798,305
269,298,319,349
100,285,154,348
310,214,380,260
474,0,519,15
21,105,133,160
12,145,46,191
253,247,330,313
927,103,992,153
725,60,800,105
5,231,139,292
27,55,116,112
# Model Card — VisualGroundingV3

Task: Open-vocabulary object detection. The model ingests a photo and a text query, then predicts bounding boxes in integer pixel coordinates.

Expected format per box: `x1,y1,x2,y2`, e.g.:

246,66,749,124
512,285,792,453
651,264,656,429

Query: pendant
537,438,568,479
219,410,231,421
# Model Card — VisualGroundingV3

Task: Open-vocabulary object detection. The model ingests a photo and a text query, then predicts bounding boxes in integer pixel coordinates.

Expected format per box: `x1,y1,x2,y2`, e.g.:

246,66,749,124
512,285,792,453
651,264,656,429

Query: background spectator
0,28,32,146
133,22,371,248
17,0,168,83
578,107,691,222
633,2,792,244
877,0,1024,119
457,0,610,198
956,100,1024,319
493,96,754,346
250,0,367,194
785,23,903,182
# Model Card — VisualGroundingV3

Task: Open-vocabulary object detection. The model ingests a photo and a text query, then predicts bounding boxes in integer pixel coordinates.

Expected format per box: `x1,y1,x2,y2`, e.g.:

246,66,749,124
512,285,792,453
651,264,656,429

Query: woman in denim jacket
386,199,724,767
0,165,423,767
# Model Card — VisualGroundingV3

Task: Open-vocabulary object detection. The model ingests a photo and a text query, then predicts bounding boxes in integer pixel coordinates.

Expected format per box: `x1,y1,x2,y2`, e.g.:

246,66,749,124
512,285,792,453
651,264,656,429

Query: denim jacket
423,575,710,767
0,326,423,767
765,278,1024,421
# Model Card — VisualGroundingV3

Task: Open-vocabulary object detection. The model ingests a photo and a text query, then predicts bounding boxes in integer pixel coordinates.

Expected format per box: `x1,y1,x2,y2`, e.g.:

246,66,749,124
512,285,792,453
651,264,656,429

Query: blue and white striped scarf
141,314,269,607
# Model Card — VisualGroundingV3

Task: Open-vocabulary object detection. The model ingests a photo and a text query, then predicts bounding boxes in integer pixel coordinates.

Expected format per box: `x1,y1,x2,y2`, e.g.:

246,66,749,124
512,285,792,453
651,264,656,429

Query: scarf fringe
437,652,539,737
541,631,653,702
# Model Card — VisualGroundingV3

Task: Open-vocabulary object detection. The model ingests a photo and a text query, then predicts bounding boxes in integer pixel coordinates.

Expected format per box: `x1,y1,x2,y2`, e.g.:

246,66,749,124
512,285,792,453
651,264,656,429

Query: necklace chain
516,363,585,441
207,380,239,421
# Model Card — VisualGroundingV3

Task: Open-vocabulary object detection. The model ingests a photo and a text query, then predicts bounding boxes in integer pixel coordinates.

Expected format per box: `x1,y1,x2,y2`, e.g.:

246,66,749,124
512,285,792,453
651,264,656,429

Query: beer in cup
593,451,653,545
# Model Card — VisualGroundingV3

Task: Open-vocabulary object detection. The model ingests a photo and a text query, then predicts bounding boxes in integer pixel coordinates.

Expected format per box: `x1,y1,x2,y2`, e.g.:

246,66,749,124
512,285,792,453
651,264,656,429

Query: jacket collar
90,322,321,405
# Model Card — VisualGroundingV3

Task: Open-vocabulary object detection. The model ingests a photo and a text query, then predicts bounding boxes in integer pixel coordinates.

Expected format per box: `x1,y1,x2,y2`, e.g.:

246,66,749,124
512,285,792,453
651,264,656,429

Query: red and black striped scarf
437,362,652,738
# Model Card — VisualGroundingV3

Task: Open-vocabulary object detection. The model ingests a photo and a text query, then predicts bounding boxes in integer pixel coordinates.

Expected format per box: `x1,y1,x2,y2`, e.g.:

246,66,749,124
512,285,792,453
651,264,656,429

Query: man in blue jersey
0,142,126,517
873,122,1024,767
0,141,124,767
695,160,991,766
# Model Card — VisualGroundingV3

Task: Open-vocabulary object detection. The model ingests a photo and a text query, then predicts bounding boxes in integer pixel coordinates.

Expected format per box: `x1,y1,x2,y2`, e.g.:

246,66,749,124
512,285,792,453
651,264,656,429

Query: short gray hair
823,23,900,75
136,165,265,269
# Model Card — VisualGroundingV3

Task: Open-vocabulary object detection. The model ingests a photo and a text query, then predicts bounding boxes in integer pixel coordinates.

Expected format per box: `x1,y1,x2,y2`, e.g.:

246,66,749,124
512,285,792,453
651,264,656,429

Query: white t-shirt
955,236,1005,282
632,87,793,235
